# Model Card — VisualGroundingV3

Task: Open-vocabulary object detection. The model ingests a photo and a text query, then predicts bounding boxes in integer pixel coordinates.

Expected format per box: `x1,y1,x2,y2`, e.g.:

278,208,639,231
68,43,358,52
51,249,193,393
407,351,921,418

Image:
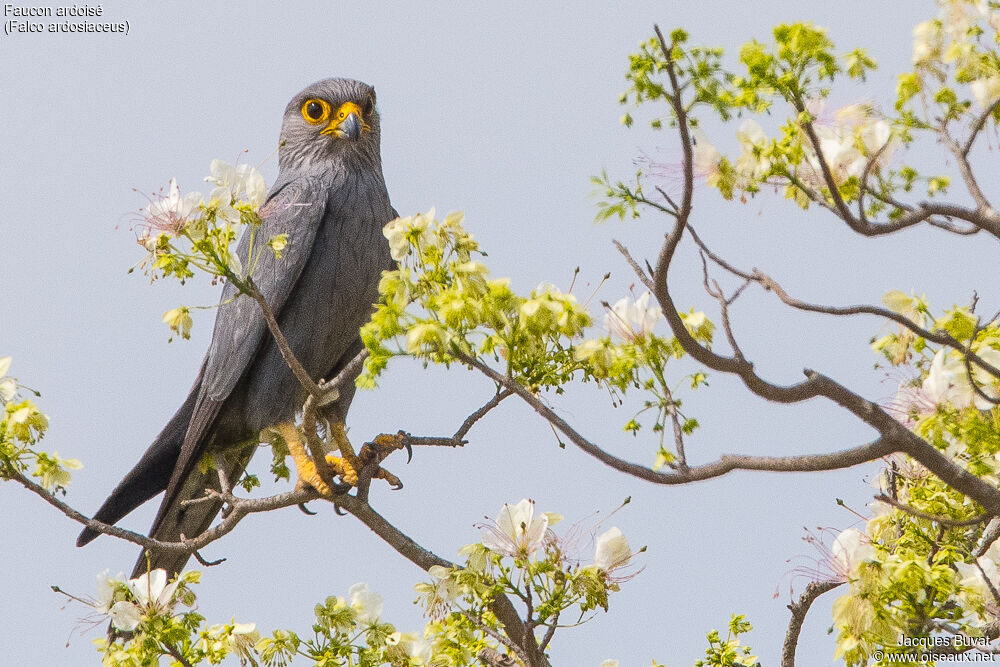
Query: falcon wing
146,171,333,549
202,172,332,401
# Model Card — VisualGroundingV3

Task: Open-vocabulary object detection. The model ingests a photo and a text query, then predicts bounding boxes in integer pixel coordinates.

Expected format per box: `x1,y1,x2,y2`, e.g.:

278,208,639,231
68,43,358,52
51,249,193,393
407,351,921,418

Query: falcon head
278,78,380,169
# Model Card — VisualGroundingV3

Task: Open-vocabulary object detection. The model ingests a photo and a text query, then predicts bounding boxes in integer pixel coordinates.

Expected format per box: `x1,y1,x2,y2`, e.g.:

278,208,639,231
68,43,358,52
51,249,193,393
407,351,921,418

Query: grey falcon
76,77,398,576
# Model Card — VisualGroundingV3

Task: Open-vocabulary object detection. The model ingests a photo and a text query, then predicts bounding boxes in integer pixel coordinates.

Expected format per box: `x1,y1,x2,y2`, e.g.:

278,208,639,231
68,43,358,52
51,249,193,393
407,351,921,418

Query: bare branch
781,581,842,667
458,353,902,479
653,25,694,224
749,268,1000,384
454,390,514,441
964,98,1000,157
940,122,994,215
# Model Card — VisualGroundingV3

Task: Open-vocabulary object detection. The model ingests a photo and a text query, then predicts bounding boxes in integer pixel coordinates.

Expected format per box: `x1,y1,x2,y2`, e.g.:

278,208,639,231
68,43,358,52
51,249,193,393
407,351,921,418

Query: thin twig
244,279,322,398
874,494,990,528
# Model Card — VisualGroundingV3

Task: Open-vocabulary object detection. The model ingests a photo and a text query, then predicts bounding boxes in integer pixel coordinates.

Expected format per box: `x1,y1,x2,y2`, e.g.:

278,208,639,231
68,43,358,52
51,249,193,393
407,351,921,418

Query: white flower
383,216,410,261
144,179,203,235
205,159,238,190
803,106,896,186
604,291,661,342
94,570,125,614
348,582,383,624
130,569,180,614
735,119,771,179
971,77,1000,108
107,600,142,632
903,348,1000,413
422,565,462,604
398,632,433,663
691,127,722,183
382,208,436,262
830,528,877,581
481,498,549,559
204,159,268,210
939,0,985,41
860,119,893,157
955,542,1000,613
207,185,241,224
594,527,632,573
913,20,943,63
241,166,267,208
0,356,16,403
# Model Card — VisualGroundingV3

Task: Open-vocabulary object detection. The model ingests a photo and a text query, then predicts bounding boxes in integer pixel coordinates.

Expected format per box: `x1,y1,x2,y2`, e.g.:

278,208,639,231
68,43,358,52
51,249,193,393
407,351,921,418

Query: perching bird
77,78,397,577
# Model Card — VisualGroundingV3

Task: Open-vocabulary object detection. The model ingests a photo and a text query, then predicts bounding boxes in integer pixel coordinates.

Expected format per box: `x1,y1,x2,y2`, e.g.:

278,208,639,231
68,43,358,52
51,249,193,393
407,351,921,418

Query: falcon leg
280,422,336,498
280,421,407,496
324,421,361,486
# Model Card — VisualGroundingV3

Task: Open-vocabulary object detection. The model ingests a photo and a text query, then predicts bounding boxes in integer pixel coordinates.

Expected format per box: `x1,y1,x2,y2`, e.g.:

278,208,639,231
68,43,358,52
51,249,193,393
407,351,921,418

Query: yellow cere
319,101,372,136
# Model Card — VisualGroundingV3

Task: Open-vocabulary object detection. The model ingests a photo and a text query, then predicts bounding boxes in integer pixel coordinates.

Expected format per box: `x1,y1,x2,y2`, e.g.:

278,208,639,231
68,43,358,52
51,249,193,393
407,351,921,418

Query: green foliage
0,359,79,494
361,209,713,469
693,615,758,667
133,161,283,341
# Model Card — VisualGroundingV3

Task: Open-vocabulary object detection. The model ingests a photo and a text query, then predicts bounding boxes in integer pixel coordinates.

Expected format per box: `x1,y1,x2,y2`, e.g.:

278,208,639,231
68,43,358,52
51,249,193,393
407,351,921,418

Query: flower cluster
89,569,438,666
415,498,642,664
0,356,80,494
608,18,969,221
92,569,262,666
366,211,714,469
684,101,898,206
576,293,711,466
364,210,602,398
798,292,1000,664
910,0,1000,109
256,581,434,666
133,159,280,340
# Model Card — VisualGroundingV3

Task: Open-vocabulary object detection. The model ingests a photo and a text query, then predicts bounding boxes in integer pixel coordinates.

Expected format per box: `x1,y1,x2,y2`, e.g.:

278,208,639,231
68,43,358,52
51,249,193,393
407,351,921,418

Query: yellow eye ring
301,98,331,124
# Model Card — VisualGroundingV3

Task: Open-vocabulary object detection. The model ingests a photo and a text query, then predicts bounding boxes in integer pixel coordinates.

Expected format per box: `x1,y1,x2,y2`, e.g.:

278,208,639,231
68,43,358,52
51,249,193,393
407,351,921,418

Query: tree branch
781,581,842,667
244,278,323,399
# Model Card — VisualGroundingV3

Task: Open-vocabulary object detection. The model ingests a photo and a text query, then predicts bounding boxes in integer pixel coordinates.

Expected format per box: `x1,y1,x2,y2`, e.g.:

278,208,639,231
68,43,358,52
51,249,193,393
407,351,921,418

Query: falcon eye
301,98,330,124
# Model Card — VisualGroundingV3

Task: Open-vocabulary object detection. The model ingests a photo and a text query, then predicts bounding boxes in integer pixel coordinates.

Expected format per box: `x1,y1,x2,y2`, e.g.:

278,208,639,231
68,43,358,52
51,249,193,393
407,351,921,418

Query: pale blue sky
1,2,988,665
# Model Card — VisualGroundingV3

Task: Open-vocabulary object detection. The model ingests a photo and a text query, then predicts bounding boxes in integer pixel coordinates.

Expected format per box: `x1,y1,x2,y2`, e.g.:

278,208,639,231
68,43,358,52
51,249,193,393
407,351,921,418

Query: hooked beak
321,101,368,142
338,112,362,142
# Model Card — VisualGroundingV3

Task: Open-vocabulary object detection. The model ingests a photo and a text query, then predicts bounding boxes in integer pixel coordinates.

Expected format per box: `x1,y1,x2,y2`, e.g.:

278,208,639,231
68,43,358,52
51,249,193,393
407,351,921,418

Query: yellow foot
280,422,335,498
279,422,407,496
323,454,359,486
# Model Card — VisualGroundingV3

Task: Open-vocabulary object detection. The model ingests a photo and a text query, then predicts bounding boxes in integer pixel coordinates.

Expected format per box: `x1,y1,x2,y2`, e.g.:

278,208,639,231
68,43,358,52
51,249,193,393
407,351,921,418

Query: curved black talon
403,434,413,463
333,502,347,516
298,502,317,516
390,479,404,491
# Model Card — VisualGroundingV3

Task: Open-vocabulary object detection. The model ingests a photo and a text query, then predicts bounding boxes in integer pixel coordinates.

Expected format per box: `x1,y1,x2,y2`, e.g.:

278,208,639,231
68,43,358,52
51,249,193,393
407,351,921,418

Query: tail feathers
131,443,254,578
76,438,179,547
77,367,205,548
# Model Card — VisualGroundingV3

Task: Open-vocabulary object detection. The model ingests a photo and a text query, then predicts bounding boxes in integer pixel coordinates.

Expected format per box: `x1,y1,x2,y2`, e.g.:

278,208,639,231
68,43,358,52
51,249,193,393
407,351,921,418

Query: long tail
130,443,253,578
75,386,201,548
